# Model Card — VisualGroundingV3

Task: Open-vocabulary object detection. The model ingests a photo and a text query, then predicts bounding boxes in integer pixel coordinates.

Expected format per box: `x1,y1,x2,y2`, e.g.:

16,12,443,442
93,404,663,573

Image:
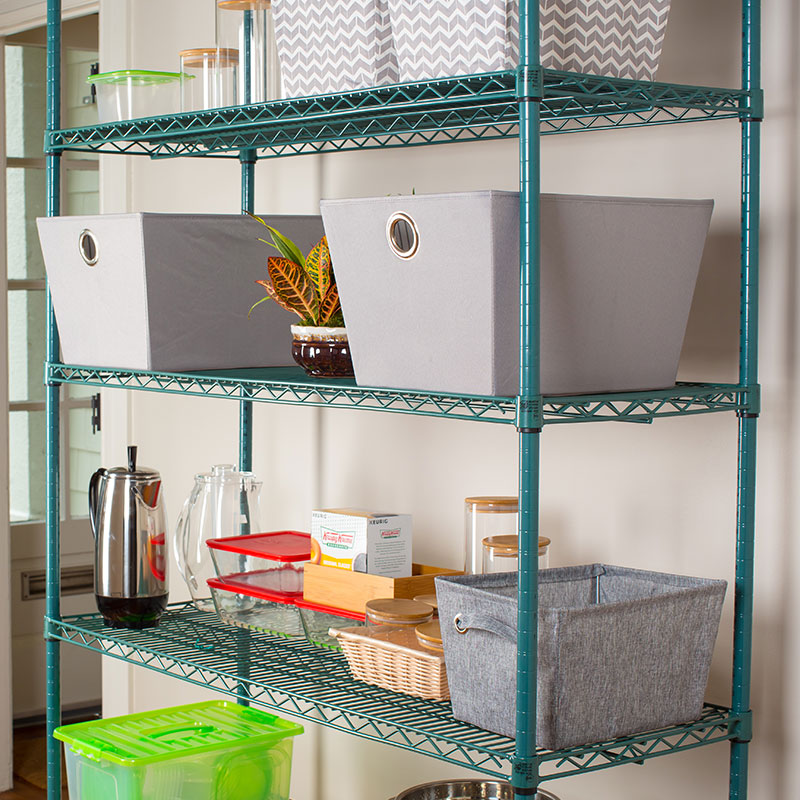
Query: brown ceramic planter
291,325,354,378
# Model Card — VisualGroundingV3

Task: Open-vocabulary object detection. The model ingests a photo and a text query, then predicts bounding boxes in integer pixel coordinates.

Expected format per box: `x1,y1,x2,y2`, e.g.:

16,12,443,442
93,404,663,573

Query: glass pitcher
174,464,262,611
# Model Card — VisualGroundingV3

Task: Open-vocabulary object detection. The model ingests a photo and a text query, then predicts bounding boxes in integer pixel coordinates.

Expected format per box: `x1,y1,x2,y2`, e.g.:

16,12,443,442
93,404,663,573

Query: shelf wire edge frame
46,606,744,782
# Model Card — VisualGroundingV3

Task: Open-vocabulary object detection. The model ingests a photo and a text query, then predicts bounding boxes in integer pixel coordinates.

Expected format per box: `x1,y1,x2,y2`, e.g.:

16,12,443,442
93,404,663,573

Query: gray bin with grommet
435,564,726,749
320,192,713,397
37,213,325,371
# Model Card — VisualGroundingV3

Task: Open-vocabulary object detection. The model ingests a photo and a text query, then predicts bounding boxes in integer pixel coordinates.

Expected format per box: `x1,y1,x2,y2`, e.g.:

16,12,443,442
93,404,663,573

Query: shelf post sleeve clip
738,383,760,418
743,89,764,122
516,66,544,102
517,396,544,433
732,709,753,743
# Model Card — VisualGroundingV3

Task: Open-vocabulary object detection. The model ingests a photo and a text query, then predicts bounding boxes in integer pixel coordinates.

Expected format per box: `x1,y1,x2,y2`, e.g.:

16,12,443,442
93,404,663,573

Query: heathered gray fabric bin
37,213,324,371
435,564,726,749
321,192,713,396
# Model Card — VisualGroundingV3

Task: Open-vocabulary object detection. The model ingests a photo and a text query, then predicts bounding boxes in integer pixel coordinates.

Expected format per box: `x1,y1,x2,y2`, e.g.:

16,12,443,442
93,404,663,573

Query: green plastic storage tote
54,700,303,800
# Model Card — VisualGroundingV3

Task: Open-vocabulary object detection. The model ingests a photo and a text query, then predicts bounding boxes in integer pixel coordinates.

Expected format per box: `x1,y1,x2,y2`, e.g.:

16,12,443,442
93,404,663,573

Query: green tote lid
53,700,303,765
87,69,186,86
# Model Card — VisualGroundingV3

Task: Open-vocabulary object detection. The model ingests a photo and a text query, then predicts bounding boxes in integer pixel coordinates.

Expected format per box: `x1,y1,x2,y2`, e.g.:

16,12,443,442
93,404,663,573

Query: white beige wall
97,1,800,798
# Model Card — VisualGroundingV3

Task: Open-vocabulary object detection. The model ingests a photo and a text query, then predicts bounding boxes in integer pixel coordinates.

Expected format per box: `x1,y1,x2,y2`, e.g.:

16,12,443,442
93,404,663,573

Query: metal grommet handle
386,211,419,260
78,229,99,266
454,614,469,635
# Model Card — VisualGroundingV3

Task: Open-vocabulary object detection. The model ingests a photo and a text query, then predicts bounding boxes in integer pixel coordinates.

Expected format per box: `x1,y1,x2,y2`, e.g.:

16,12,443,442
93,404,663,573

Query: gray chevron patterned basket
273,0,399,97
389,0,672,83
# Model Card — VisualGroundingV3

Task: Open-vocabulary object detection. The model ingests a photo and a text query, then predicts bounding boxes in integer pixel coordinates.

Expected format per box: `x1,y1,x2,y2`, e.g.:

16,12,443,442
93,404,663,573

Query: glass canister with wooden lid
464,496,519,575
365,598,433,628
216,0,280,103
179,47,239,111
482,534,551,574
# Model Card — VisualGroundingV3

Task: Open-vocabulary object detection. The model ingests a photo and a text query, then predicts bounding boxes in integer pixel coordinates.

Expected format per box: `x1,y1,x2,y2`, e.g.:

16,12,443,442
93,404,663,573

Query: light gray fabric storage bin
435,565,726,749
321,192,713,396
37,213,325,371
389,0,672,83
273,0,398,98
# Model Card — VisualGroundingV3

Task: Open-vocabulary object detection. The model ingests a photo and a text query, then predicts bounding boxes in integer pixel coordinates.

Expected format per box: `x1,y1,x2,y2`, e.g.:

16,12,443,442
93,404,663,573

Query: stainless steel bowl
392,780,559,800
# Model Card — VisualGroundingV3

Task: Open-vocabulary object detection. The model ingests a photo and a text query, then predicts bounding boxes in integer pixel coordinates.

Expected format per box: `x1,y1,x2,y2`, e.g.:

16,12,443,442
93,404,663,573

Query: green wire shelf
46,603,743,781
47,363,752,426
45,70,753,160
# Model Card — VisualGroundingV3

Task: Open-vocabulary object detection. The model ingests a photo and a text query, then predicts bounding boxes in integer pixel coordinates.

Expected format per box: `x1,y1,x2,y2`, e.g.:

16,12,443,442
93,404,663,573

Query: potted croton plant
248,214,354,378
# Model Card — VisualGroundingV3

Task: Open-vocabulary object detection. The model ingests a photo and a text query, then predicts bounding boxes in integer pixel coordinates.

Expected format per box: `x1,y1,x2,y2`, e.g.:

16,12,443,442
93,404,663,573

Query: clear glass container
216,0,281,104
179,47,239,110
88,70,183,123
365,598,433,628
481,535,551,574
207,530,311,595
174,464,262,612
464,496,518,574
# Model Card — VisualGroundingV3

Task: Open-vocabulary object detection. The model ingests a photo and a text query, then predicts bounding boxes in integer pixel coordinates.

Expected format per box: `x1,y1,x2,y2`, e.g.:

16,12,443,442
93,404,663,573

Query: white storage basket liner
389,0,672,82
37,213,325,372
273,0,399,98
435,564,726,749
321,191,713,397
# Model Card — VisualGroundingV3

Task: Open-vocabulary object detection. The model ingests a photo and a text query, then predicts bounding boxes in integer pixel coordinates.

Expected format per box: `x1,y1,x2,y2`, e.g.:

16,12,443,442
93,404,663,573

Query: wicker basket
330,626,449,701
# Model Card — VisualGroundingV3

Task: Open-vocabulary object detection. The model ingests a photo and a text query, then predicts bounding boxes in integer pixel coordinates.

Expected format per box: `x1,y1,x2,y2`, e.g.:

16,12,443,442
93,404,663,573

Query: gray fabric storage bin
273,0,398,98
389,0,672,83
435,565,726,749
321,192,713,396
37,213,325,371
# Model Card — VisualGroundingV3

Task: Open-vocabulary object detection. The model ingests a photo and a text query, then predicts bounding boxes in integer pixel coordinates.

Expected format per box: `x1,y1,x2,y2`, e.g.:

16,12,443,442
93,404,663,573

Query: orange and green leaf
318,284,343,326
304,236,332,303
267,255,318,322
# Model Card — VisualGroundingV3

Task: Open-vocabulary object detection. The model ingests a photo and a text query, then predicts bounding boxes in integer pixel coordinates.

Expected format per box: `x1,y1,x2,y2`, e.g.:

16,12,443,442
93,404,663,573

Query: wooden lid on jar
482,535,552,555
415,620,443,651
218,0,271,10
179,48,239,68
464,496,518,513
365,598,433,624
413,593,438,610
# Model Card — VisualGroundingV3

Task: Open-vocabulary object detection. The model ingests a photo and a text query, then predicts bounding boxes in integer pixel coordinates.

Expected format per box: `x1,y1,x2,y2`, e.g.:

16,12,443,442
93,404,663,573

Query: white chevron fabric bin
272,0,398,98
36,213,324,372
388,0,672,83
321,191,713,397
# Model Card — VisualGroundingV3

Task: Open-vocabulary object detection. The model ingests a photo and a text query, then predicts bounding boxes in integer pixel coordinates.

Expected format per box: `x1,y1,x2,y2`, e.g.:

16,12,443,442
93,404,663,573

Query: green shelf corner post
731,1,761,797
237,1,257,703
513,0,543,795
45,1,63,798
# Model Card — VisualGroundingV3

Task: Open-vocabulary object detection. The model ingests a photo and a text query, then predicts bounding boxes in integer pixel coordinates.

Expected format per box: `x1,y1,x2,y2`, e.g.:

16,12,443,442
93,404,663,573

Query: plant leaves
246,212,305,267
318,283,343,326
267,256,318,322
304,236,332,303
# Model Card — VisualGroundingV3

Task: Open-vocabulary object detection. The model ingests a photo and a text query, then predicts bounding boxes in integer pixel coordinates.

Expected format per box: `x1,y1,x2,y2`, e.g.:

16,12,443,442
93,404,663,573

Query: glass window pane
68,407,100,519
68,383,97,400
64,167,99,216
9,409,45,523
6,167,46,281
8,289,46,404
4,44,46,160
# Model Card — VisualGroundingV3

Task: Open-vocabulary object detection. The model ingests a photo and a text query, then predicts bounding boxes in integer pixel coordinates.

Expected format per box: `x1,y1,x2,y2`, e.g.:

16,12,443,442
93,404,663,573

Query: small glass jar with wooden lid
365,598,433,628
481,535,551,574
415,620,444,653
180,48,239,111
464,496,518,574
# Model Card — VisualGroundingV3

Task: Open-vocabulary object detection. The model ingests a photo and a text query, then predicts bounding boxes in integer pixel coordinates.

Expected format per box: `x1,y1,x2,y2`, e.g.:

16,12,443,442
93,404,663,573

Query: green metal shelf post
731,1,761,797
44,2,62,799
514,0,542,795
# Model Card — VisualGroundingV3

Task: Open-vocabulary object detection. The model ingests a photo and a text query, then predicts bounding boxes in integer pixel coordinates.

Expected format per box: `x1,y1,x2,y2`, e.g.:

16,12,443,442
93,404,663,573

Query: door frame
0,3,99,788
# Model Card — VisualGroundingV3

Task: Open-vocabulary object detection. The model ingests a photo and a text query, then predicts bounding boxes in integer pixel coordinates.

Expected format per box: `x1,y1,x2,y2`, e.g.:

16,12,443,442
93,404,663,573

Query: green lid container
87,69,186,87
55,700,303,800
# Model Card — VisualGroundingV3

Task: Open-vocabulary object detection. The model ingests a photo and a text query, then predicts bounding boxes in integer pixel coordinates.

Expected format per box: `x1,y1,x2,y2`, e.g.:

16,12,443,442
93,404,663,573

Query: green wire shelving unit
41,1,760,798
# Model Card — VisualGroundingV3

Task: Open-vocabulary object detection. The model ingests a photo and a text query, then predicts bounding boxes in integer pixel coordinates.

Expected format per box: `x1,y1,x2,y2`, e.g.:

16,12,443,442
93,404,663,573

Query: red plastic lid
206,531,311,562
294,597,365,622
207,576,297,605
